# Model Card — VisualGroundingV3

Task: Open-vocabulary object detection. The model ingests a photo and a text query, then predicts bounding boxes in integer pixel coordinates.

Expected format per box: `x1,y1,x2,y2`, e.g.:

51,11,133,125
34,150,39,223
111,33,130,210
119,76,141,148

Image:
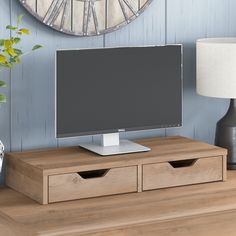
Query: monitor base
80,139,150,156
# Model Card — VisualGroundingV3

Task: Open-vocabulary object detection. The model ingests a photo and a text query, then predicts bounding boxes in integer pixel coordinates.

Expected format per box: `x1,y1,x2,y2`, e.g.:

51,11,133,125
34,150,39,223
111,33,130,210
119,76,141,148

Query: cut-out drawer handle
77,169,110,179
168,159,198,168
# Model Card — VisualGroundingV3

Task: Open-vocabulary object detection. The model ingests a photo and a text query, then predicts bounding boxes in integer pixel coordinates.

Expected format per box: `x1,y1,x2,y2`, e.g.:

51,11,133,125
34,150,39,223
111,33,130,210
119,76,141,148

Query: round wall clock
19,0,153,36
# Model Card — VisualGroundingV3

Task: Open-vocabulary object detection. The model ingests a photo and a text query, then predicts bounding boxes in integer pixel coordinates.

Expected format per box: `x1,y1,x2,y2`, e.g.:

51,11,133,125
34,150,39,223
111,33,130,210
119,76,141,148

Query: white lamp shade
197,38,236,99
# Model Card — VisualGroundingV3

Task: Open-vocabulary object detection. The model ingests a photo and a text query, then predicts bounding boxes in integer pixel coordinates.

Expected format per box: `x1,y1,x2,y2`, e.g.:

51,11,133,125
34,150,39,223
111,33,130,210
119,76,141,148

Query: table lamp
196,38,236,170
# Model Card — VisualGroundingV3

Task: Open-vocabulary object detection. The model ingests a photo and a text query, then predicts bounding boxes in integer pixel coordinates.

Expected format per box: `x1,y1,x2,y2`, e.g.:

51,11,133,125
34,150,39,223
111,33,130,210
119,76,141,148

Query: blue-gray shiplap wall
0,0,235,184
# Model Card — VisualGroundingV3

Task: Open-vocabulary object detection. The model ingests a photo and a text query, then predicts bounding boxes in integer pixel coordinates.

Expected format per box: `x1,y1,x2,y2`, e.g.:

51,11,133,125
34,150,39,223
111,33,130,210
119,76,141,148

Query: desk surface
1,171,236,235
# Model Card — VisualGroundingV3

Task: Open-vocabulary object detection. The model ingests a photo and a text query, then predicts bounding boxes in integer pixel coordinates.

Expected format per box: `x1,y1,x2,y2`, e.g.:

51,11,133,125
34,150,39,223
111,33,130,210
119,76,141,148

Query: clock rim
18,0,153,36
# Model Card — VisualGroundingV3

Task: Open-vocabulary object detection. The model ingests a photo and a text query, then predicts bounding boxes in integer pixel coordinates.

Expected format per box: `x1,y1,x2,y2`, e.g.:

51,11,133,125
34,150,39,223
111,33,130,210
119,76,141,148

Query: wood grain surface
48,166,138,203
6,136,227,175
143,156,223,190
6,136,227,204
1,171,236,235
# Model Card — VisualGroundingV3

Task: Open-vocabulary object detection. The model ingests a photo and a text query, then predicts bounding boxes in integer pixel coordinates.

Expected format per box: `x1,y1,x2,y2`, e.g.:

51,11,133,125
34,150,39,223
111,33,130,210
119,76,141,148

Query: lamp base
215,99,236,170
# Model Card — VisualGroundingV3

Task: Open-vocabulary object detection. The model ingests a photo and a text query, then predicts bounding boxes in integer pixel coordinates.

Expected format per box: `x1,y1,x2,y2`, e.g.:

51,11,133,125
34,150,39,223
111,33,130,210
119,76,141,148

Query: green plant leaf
11,56,20,64
0,94,6,103
13,37,21,44
0,14,42,101
10,57,16,63
3,49,9,56
4,39,12,49
19,28,30,35
0,80,6,87
14,48,23,55
0,54,6,63
7,48,14,57
6,25,18,31
32,45,43,51
17,14,24,26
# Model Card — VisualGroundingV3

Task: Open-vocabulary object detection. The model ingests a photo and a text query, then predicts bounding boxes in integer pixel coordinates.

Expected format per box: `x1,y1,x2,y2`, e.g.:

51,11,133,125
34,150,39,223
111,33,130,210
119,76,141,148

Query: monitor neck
101,133,120,147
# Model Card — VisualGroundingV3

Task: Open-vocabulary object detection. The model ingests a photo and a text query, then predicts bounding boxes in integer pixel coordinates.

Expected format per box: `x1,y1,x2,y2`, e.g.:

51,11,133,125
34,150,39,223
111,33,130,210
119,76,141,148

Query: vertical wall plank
105,0,165,47
166,0,235,144
0,0,11,184
11,0,58,151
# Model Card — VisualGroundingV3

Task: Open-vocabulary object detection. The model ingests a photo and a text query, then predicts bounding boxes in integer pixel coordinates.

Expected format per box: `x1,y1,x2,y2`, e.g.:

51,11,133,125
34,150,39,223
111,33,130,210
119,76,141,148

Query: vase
0,140,4,173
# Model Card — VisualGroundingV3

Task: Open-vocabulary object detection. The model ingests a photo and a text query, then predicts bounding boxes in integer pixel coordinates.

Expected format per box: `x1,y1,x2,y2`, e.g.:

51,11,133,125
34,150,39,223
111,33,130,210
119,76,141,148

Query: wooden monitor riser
5,136,227,204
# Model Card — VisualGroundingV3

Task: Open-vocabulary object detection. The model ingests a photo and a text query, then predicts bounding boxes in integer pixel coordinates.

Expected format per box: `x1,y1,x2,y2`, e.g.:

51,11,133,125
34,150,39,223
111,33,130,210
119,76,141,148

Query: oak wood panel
1,172,236,235
81,210,236,236
48,166,138,203
6,156,46,204
5,136,226,204
6,136,227,176
6,166,45,204
137,165,142,192
143,156,223,190
0,211,33,236
223,155,227,181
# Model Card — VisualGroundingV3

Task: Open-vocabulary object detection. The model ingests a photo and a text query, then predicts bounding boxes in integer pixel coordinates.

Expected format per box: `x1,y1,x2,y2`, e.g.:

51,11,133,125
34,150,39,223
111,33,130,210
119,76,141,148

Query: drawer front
143,156,223,191
49,166,138,203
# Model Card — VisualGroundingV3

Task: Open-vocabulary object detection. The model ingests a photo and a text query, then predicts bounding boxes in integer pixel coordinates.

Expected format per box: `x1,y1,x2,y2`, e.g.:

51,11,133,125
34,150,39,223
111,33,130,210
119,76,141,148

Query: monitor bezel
55,45,183,138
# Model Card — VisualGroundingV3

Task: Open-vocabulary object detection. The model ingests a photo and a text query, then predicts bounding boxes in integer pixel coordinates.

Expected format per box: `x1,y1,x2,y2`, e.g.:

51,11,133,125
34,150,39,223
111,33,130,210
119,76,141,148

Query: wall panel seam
9,0,12,152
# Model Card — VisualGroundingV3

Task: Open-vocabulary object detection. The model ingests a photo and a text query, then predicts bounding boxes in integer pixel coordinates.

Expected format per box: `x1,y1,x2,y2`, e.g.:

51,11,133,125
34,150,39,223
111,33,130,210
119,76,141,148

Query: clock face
19,0,153,36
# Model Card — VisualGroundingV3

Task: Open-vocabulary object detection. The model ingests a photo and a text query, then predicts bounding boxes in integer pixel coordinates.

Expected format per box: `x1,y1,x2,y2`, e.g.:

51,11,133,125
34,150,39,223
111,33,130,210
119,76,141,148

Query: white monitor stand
79,133,151,156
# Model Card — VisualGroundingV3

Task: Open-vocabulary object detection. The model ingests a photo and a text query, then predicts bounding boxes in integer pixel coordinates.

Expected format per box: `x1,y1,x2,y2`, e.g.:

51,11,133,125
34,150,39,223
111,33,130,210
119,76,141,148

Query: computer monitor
56,45,182,155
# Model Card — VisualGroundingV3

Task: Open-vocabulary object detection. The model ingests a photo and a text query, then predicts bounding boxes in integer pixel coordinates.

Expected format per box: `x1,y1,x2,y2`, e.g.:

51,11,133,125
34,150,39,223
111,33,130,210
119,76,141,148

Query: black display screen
56,46,182,137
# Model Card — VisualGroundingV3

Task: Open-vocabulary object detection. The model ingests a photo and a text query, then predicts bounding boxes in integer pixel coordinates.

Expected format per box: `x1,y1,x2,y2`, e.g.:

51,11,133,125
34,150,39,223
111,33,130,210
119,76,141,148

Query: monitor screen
56,46,182,138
